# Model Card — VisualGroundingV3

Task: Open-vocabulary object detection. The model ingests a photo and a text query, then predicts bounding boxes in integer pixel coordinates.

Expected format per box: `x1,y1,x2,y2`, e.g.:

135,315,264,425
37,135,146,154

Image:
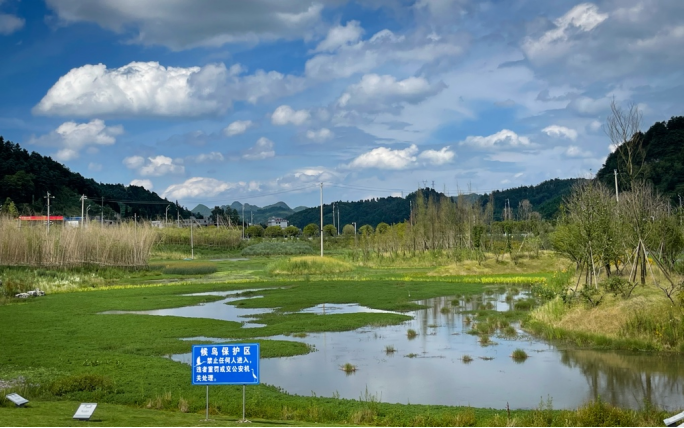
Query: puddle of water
209,258,250,262
166,292,684,411
296,303,402,315
101,288,270,328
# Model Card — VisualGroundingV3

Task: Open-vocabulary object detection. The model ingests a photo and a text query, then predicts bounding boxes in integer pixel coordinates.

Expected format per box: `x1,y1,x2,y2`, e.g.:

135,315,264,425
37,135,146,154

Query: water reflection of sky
100,289,271,328
108,290,684,410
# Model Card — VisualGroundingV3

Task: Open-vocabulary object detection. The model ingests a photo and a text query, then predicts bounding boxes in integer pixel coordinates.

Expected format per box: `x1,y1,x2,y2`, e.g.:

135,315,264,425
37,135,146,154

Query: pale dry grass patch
534,285,669,338
0,219,156,268
430,251,571,276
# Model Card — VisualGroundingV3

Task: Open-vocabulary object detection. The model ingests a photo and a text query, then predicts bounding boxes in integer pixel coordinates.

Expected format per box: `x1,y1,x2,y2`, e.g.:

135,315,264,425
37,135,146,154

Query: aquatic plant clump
406,329,418,339
341,363,357,373
511,348,529,362
267,256,353,275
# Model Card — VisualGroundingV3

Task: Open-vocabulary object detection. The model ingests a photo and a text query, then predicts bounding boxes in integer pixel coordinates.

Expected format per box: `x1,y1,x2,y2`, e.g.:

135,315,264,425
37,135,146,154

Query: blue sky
1,0,683,209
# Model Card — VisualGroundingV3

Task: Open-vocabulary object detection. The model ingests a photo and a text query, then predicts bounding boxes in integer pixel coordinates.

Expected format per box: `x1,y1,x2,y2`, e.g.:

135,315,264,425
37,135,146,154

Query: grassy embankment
527,265,684,352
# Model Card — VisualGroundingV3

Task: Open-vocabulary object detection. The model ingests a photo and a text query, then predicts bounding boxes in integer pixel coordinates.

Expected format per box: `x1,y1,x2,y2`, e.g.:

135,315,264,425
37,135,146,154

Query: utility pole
45,191,54,234
177,211,180,228
242,205,245,239
320,183,324,257
101,196,104,226
332,203,335,232
165,205,170,226
80,195,87,228
614,169,619,202
190,217,194,259
352,222,357,247
337,205,340,236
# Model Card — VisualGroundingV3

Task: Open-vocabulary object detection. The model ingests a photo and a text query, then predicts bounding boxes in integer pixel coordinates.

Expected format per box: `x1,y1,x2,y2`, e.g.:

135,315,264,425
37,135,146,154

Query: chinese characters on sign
192,343,260,385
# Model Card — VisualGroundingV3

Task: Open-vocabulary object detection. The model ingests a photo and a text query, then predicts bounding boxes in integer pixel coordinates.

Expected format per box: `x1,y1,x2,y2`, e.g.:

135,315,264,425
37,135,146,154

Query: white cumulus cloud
223,120,254,136
34,61,305,118
542,125,578,140
337,74,445,113
28,119,123,161
347,145,419,170
418,146,455,165
306,128,333,142
243,137,275,160
460,130,532,150
313,20,364,52
130,179,153,190
123,155,185,177
271,105,310,125
162,177,241,200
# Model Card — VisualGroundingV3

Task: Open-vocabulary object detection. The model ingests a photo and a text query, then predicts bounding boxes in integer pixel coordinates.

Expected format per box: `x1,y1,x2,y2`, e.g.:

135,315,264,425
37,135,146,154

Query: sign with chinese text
191,343,260,385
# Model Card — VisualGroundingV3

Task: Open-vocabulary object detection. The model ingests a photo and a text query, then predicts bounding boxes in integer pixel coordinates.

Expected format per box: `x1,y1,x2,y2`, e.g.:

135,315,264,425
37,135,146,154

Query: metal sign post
192,343,260,422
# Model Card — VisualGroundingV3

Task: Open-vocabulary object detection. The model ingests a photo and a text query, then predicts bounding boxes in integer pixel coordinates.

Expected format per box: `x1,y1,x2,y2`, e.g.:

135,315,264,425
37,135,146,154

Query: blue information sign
192,343,260,385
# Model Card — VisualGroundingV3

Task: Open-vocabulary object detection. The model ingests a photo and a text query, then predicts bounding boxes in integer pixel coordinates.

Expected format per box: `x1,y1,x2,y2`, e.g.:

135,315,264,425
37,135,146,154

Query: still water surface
104,290,684,410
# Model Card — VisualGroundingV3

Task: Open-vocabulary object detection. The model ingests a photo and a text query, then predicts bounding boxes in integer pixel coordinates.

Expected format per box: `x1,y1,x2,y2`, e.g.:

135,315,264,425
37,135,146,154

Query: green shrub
161,262,217,275
49,374,113,396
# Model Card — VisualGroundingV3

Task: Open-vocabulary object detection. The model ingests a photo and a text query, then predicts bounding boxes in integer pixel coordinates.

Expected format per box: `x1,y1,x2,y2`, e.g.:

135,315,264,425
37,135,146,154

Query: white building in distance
267,217,288,228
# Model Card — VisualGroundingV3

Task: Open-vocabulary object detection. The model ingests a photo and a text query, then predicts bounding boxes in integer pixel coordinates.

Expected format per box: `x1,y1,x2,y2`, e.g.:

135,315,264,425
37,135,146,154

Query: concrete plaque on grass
73,403,97,420
6,393,28,407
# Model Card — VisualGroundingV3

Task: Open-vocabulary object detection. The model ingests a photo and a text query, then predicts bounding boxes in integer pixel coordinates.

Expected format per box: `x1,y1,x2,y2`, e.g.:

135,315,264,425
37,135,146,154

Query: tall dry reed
0,219,156,268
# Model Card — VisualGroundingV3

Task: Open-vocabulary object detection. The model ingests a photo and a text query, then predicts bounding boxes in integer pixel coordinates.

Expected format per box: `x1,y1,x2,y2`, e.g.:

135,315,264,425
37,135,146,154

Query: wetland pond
104,288,684,410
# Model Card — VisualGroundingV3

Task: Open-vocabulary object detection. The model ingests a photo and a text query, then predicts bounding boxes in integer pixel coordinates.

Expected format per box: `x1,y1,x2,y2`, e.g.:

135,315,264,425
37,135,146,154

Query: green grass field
0,250,675,426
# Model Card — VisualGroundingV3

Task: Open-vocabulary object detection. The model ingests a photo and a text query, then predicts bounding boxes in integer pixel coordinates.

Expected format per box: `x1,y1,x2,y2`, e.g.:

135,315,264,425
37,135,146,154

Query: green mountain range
285,178,581,229
0,136,192,220
4,114,682,226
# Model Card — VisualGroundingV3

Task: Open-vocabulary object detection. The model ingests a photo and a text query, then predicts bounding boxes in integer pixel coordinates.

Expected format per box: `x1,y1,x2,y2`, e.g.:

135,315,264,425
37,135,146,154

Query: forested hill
0,136,191,219
287,179,580,229
596,115,684,202
484,178,582,220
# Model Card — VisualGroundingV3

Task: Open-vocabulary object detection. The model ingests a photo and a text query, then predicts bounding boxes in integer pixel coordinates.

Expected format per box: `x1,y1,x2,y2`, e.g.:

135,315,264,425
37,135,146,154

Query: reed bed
0,219,156,268
156,226,242,248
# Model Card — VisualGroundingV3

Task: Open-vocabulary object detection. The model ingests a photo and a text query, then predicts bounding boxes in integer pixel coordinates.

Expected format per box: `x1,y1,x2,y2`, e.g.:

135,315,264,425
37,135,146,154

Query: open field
0,243,681,426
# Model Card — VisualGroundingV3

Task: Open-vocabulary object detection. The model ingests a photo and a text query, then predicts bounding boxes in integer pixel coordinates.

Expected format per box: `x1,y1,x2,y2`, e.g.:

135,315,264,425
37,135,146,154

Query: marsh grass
478,334,493,346
461,354,473,363
406,329,418,339
384,345,396,354
405,353,419,358
502,325,517,337
440,306,450,314
267,256,353,275
0,219,156,268
511,348,528,362
156,226,242,249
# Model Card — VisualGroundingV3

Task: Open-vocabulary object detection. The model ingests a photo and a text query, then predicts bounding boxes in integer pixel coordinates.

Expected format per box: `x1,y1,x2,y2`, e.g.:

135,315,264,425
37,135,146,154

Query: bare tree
604,99,645,187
